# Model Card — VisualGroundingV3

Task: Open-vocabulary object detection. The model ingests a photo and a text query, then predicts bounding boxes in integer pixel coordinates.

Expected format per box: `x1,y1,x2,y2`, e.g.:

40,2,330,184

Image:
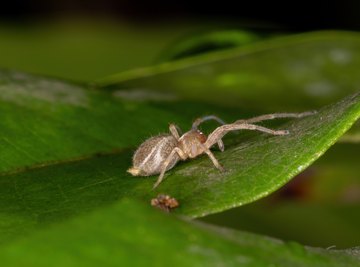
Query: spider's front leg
192,115,226,152
153,147,187,189
235,111,316,124
192,115,226,129
203,147,225,172
205,123,289,149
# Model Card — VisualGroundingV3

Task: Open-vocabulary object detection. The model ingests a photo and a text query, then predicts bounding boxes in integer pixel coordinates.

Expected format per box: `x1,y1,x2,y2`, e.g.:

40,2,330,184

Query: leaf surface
0,200,359,267
0,92,358,244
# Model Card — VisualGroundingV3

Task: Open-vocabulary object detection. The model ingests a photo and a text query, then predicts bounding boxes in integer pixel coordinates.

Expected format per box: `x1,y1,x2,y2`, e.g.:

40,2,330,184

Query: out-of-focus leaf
100,31,360,111
202,202,360,249
158,30,263,61
339,121,360,142
0,19,222,81
0,199,359,267
308,143,360,201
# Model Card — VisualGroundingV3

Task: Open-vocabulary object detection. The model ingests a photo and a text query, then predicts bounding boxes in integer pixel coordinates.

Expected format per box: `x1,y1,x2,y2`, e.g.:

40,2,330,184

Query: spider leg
192,115,226,152
169,124,182,140
153,147,186,189
217,139,225,152
235,111,316,124
205,123,289,149
192,115,226,129
204,149,224,171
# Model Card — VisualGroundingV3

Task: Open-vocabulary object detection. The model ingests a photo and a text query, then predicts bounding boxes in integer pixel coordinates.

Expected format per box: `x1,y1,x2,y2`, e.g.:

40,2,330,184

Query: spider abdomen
127,134,179,176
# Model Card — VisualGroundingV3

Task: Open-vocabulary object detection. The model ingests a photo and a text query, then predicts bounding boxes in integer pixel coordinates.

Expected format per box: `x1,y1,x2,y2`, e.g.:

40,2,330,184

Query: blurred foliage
101,31,360,110
0,19,230,81
157,30,264,61
0,199,359,267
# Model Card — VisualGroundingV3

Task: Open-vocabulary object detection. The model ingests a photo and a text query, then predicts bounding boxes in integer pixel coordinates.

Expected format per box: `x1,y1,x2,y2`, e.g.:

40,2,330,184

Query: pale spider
127,112,314,188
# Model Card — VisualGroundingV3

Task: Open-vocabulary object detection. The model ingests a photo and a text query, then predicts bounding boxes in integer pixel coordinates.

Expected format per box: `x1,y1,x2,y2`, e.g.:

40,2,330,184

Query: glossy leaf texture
0,199,359,267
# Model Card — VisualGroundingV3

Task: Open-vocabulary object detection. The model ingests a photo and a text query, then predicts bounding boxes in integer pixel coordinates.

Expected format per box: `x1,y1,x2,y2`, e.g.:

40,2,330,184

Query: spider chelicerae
128,112,314,188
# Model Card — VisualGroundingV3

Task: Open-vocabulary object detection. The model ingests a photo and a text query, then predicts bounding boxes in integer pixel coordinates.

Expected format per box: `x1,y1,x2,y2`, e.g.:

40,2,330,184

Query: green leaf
156,92,360,217
0,89,358,244
100,31,360,111
0,70,185,173
0,20,217,81
158,30,263,62
100,31,360,142
0,199,359,267
0,69,271,174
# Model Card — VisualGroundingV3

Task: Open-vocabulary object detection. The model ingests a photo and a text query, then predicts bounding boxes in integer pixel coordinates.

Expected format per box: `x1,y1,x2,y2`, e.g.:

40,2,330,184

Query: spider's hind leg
235,111,316,124
153,147,186,189
169,123,181,140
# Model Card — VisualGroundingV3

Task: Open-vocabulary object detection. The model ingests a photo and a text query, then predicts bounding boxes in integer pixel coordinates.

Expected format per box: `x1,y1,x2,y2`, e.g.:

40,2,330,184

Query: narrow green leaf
0,199,358,267
158,30,262,61
100,31,360,111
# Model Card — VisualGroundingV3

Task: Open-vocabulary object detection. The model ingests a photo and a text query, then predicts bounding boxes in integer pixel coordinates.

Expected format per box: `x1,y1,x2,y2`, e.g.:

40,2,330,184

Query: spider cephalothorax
128,112,314,188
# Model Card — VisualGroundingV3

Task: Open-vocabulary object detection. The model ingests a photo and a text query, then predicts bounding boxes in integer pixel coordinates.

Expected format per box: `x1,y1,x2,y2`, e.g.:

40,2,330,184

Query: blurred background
1,1,360,82
0,0,359,249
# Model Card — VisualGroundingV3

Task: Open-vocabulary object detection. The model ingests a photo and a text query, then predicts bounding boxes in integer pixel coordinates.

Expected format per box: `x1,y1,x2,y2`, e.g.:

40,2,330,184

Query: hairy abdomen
128,134,179,176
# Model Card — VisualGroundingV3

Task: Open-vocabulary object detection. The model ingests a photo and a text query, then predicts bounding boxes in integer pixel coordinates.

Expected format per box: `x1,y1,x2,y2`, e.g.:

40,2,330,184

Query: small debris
151,194,179,212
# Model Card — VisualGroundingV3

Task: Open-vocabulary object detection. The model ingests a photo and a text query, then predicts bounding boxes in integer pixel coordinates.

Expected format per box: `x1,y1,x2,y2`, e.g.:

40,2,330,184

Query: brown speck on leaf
151,194,179,212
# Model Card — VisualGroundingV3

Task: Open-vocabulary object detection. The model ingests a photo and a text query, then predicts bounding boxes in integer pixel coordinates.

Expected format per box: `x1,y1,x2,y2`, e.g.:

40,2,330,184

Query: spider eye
197,131,207,143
